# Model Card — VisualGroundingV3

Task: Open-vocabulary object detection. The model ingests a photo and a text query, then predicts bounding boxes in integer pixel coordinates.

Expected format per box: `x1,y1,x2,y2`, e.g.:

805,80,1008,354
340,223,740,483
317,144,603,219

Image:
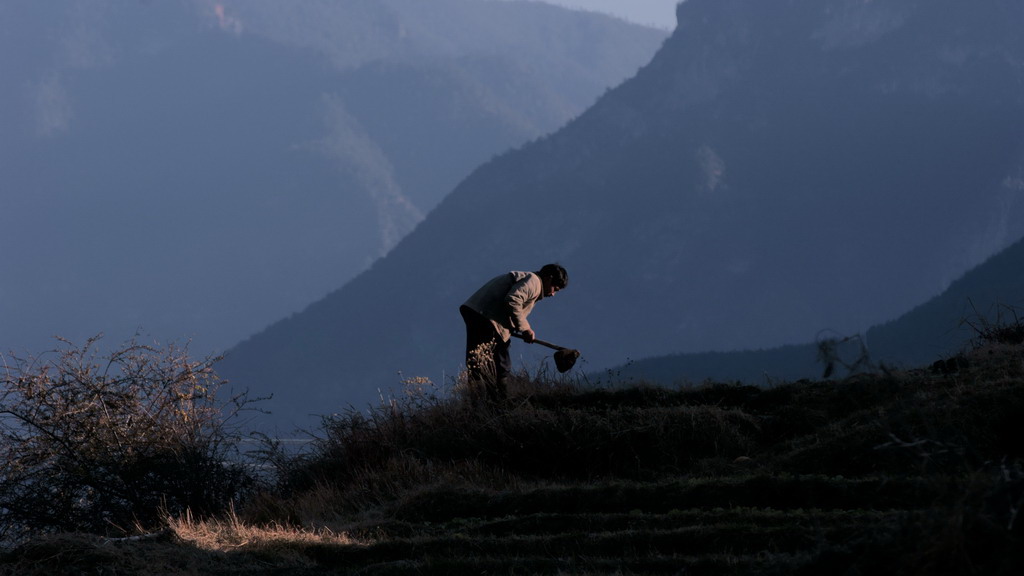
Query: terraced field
303,475,957,574
3,343,1023,574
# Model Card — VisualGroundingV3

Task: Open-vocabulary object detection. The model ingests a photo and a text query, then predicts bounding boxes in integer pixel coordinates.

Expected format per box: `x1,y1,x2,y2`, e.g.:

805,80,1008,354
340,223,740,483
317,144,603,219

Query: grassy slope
3,342,1023,575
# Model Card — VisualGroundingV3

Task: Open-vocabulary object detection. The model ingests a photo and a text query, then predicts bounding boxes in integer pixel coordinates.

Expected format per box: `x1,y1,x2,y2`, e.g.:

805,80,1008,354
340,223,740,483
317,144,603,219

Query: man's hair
537,263,568,289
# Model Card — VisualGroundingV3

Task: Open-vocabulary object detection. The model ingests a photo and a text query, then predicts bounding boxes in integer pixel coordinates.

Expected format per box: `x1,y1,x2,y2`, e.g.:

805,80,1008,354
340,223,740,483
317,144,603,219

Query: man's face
542,279,562,298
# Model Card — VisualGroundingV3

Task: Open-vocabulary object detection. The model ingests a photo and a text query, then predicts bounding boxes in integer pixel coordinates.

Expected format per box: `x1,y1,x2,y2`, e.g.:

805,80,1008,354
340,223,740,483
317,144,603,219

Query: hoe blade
553,348,581,373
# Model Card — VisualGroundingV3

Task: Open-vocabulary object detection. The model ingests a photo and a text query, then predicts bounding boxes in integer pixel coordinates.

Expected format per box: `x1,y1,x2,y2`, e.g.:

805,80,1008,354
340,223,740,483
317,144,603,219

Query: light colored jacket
463,271,543,342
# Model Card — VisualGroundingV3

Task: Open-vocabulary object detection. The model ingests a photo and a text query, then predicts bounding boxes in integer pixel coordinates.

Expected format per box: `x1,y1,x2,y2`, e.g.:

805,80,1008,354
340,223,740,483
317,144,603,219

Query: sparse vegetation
0,336,257,545
1,326,1023,575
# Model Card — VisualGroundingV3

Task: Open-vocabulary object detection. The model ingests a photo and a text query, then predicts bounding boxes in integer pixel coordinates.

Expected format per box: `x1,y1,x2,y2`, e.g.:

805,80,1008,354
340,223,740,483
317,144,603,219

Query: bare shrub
962,302,1024,347
816,331,873,379
0,336,256,542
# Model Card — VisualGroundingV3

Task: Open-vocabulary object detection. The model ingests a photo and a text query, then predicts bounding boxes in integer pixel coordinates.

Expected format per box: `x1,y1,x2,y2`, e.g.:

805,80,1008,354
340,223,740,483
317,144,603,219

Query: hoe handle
512,331,564,350
530,338,564,351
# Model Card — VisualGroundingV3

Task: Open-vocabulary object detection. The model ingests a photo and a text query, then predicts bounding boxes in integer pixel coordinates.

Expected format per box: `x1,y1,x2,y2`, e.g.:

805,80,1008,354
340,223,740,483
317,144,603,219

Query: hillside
613,232,1024,386
0,0,665,355
866,234,1024,367
3,330,1022,574
220,0,1024,430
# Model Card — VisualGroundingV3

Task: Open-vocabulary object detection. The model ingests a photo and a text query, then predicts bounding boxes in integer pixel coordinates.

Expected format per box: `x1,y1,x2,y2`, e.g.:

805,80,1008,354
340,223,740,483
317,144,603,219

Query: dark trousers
459,305,510,404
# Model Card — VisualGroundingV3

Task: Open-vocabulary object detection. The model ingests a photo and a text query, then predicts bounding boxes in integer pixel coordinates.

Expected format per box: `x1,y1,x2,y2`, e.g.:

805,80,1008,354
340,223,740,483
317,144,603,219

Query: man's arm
505,274,541,340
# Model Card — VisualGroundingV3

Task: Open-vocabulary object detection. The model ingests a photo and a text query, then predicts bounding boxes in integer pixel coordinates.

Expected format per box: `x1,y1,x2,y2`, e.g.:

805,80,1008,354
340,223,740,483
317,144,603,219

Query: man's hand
520,328,536,343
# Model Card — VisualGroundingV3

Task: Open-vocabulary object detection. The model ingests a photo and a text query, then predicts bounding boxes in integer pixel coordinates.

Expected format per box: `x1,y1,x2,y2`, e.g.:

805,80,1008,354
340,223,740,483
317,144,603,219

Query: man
459,263,568,404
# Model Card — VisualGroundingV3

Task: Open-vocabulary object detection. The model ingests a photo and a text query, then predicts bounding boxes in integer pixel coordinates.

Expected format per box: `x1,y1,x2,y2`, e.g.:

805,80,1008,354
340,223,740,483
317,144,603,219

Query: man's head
537,263,568,298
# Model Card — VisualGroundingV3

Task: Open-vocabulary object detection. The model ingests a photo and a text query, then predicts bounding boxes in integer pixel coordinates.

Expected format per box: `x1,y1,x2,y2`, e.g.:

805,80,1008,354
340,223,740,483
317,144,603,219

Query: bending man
459,263,568,404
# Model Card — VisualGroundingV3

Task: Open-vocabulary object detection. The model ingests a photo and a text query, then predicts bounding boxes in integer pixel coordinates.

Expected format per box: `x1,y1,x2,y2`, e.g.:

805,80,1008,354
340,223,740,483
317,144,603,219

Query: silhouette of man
460,264,568,405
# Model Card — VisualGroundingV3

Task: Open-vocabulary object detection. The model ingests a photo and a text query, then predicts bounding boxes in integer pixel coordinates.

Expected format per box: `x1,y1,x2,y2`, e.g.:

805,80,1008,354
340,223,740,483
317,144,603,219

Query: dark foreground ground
3,339,1023,575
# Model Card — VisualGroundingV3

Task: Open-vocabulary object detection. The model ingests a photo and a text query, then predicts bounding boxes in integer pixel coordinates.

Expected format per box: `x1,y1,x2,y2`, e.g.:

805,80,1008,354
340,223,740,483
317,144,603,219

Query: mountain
0,0,666,356
611,233,1024,386
221,0,1024,430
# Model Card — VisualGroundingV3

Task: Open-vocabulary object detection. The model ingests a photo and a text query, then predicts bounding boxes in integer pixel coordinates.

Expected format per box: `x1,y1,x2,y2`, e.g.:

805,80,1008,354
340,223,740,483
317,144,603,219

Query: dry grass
0,509,369,575
168,506,362,554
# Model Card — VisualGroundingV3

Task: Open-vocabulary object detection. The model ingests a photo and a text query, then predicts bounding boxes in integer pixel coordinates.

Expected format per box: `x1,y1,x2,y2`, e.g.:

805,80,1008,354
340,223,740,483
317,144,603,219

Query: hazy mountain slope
221,0,1024,429
609,235,1024,386
865,234,1024,367
0,0,666,355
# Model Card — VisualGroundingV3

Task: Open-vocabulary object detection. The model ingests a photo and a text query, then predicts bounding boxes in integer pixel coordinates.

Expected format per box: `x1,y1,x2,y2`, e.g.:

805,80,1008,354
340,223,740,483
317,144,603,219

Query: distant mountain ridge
221,0,1024,429
0,0,665,355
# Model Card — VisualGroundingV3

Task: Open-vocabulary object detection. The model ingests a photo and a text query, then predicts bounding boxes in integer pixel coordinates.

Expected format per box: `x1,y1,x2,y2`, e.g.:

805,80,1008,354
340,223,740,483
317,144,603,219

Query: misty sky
505,0,679,29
